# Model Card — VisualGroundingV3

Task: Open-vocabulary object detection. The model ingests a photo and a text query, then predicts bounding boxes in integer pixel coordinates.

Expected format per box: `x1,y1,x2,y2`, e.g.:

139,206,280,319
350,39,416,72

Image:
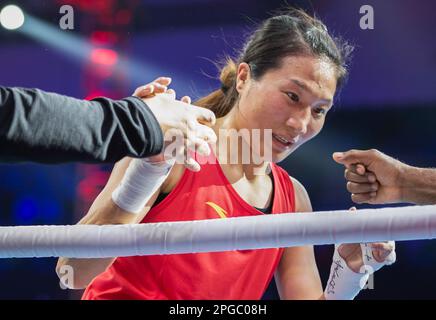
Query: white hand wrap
324,241,396,300
111,158,174,214
360,242,396,272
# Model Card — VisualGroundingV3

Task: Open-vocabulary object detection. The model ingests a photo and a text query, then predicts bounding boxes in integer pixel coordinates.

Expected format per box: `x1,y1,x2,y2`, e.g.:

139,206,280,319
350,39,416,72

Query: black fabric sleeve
0,86,164,164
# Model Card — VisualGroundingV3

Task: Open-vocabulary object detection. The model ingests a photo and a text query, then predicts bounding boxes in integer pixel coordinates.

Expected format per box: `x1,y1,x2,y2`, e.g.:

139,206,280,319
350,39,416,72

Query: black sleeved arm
0,86,164,164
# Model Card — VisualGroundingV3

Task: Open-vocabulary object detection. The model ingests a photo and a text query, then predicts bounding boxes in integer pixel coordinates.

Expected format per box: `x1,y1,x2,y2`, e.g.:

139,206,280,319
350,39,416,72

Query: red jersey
82,151,296,300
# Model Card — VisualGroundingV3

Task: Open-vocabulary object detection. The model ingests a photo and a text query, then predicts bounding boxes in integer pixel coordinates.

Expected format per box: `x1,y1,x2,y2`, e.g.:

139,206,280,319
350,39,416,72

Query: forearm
401,166,436,204
276,271,324,300
57,257,116,290
57,199,142,289
279,287,324,300
275,245,324,300
0,87,163,163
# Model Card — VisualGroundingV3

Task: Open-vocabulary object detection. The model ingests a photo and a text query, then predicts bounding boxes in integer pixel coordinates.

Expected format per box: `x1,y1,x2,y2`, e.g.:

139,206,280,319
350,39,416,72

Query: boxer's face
235,55,337,163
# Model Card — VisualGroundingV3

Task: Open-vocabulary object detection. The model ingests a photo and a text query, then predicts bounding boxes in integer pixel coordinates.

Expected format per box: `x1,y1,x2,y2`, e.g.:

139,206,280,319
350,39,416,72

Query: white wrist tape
360,242,396,273
324,242,396,300
324,245,370,300
111,158,174,214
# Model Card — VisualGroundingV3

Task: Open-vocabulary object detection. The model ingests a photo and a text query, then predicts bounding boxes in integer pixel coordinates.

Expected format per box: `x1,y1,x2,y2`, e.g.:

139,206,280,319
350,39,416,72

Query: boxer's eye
286,92,300,103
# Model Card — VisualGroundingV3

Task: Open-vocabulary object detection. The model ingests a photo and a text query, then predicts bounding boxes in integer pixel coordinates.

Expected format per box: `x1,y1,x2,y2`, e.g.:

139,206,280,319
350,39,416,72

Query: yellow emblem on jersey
205,202,228,219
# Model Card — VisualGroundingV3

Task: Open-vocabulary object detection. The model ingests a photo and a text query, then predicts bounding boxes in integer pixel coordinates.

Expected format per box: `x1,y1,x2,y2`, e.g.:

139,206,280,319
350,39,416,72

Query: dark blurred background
0,0,435,299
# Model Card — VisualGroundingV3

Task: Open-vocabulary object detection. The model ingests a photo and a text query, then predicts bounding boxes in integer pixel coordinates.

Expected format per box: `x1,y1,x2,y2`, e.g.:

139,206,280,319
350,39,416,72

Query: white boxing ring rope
1,205,436,259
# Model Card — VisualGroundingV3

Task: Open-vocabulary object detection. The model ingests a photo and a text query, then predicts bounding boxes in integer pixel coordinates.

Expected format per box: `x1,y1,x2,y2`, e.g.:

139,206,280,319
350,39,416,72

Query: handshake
133,77,217,172
111,77,218,215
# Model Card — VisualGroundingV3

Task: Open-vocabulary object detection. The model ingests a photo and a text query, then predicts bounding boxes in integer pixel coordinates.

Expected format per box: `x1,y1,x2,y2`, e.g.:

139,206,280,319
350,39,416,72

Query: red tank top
82,151,296,300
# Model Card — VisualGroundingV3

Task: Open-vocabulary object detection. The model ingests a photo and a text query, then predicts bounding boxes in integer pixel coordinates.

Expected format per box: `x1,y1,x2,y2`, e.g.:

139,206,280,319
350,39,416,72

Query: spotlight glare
0,5,25,30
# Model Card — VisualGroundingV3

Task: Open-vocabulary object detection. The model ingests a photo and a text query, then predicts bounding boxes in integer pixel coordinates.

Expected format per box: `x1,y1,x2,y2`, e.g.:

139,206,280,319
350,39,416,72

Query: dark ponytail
195,58,239,118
